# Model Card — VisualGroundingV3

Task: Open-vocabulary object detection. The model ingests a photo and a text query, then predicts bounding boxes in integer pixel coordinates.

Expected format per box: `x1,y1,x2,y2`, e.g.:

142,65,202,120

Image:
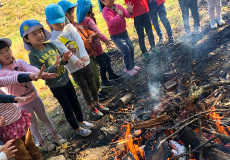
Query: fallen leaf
109,114,114,120
61,142,70,149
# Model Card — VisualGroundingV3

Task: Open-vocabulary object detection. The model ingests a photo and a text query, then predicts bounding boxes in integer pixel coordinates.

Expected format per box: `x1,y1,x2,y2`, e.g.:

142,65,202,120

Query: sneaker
40,140,56,151
185,29,192,36
53,135,66,146
101,80,115,89
91,107,104,118
96,104,109,113
193,26,201,34
124,68,137,76
109,74,123,81
79,121,94,129
217,18,225,26
168,37,175,44
134,66,141,72
76,128,92,137
144,52,151,60
151,48,160,55
210,20,217,29
157,36,164,46
98,91,108,101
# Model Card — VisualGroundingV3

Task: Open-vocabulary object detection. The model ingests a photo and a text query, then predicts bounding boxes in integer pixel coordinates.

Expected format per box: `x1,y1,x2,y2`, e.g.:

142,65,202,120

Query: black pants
96,53,114,83
134,12,156,54
50,80,83,130
71,65,99,106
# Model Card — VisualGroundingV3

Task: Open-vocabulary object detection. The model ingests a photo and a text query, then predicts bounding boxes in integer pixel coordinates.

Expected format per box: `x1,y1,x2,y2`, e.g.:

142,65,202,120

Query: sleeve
87,18,107,42
18,59,40,73
69,25,89,59
0,152,7,160
0,74,30,87
0,94,17,103
29,54,57,73
102,9,123,27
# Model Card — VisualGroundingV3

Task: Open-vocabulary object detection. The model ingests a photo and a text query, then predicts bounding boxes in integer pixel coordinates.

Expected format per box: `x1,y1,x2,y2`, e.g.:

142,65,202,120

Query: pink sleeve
18,59,40,73
117,4,132,18
0,75,18,87
103,9,123,27
87,18,107,42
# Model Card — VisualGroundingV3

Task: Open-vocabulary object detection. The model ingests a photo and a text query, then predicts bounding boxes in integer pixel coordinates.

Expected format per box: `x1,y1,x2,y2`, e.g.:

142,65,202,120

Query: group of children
0,0,226,159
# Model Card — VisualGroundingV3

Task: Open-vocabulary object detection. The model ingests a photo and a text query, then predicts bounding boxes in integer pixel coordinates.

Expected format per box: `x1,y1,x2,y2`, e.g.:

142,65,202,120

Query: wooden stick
157,118,198,149
198,114,204,160
188,145,192,160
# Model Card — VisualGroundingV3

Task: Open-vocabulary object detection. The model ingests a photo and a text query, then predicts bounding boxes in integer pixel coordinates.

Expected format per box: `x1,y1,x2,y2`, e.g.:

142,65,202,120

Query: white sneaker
210,20,217,29
53,134,66,146
216,18,225,26
76,128,92,137
40,140,56,151
79,121,94,130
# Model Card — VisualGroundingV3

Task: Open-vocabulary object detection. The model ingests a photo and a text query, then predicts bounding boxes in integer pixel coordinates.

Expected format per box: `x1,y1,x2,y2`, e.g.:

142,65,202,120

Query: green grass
2,0,225,109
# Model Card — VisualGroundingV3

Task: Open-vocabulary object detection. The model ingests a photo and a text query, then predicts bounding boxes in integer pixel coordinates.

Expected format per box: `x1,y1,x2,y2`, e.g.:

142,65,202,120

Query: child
0,38,66,151
100,0,141,75
20,20,94,137
148,0,174,45
0,70,46,159
207,0,225,29
178,0,200,35
124,0,160,60
45,4,109,119
60,0,122,89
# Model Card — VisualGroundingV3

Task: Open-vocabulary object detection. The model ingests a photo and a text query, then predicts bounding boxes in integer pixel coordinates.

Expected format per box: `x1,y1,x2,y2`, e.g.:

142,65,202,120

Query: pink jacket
0,59,39,107
102,4,132,36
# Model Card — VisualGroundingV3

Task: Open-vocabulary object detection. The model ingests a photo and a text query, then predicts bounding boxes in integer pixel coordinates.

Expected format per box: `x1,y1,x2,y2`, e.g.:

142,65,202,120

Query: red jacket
125,0,149,18
156,0,165,6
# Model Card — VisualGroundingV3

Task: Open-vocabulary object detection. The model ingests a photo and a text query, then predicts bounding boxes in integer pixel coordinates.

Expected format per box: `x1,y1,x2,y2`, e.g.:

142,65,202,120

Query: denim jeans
96,53,114,83
148,1,173,38
110,31,135,70
179,0,200,32
134,12,155,54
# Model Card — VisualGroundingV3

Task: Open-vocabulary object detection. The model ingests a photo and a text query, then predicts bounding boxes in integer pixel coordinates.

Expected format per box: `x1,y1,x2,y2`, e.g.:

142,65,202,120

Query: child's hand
14,93,35,102
29,65,57,80
126,2,134,15
62,51,73,62
0,140,17,159
105,39,113,49
81,56,90,64
88,35,94,44
115,8,123,18
75,60,85,68
54,55,60,69
0,116,5,127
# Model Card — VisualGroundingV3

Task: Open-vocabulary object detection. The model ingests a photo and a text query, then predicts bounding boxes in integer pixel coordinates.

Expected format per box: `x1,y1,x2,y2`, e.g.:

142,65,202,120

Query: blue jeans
179,0,200,32
110,31,135,70
148,1,173,38
134,12,155,54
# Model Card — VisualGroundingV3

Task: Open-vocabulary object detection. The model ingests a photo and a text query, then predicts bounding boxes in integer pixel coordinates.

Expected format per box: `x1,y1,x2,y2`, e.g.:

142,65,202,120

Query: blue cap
45,4,65,25
77,0,94,24
20,20,52,51
58,0,78,13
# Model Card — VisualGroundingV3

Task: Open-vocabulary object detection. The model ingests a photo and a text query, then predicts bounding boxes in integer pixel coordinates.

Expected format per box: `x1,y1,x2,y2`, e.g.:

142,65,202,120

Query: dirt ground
40,1,230,159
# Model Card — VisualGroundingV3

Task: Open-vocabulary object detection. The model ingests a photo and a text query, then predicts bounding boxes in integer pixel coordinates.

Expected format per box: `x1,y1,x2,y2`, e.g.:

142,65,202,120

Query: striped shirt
0,75,22,126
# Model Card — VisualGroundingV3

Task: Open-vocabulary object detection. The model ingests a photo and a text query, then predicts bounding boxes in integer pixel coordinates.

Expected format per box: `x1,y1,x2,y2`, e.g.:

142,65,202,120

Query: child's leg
143,12,156,50
96,54,110,83
134,15,148,54
102,53,115,77
32,97,55,136
148,1,163,38
124,32,135,69
158,3,173,38
110,34,134,70
207,0,216,21
50,82,81,130
190,0,200,28
178,0,191,32
90,56,101,93
214,0,222,19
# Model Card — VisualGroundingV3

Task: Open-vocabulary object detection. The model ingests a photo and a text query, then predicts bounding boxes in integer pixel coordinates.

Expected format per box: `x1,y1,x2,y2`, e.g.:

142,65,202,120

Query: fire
115,124,145,160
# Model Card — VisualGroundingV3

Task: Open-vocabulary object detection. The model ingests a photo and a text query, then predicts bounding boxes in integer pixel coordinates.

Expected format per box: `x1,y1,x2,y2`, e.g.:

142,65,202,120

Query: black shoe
101,80,115,89
109,74,123,81
98,92,108,101
168,37,175,44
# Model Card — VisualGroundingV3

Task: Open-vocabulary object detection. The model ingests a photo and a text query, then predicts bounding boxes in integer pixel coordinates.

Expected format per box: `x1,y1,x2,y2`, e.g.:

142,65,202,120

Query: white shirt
50,24,90,74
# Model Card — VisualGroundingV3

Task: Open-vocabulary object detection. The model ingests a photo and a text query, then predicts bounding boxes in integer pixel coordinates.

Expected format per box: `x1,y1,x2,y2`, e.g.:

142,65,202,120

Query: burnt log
204,148,230,160
118,93,134,106
134,115,172,130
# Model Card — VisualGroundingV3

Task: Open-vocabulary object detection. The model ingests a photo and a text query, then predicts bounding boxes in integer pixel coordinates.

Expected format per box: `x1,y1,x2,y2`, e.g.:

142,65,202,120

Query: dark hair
67,7,75,14
0,41,9,50
99,0,105,10
23,28,45,45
